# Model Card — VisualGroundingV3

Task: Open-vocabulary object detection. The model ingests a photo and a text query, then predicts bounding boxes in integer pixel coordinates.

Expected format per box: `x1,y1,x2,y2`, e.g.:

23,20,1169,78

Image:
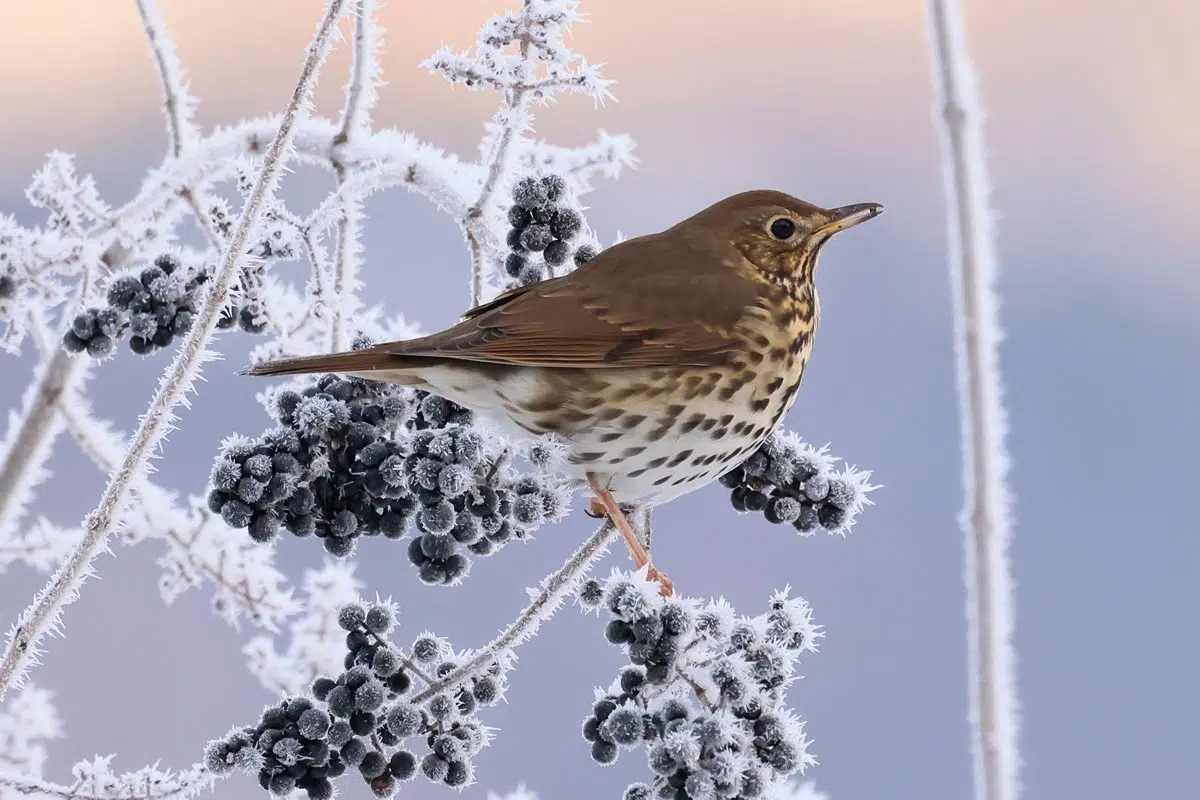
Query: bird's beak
815,202,884,236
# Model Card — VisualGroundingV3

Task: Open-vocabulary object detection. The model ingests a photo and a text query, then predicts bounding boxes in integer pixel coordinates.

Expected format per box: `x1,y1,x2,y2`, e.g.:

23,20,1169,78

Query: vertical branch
134,0,223,249
466,0,535,307
0,0,351,700
133,0,197,154
0,350,82,544
923,2,1019,800
328,0,381,351
0,0,225,570
0,250,126,554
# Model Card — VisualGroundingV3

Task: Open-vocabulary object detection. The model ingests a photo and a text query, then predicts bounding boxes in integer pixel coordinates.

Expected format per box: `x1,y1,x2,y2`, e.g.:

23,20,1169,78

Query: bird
241,189,882,594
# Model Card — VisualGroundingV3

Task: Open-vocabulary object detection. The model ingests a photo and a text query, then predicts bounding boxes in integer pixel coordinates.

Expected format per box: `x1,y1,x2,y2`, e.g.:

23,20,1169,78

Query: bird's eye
768,217,797,240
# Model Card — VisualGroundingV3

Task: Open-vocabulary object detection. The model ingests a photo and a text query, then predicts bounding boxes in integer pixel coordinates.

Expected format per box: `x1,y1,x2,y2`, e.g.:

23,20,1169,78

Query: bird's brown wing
387,231,762,369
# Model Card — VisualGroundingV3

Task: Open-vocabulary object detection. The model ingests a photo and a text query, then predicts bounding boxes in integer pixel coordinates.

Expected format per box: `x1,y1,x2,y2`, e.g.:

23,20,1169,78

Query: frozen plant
0,1,878,799
577,573,819,799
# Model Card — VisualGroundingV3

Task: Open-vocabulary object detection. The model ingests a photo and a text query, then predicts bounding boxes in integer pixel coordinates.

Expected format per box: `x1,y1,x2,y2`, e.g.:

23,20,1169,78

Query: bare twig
924,2,1019,799
0,0,351,699
410,519,618,703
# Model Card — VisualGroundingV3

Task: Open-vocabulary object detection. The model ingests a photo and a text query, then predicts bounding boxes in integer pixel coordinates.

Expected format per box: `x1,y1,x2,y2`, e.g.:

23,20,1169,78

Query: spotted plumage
241,190,882,593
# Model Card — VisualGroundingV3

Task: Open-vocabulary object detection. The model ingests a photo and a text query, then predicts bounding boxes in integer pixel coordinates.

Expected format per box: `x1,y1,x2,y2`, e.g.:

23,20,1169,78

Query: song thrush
242,190,881,593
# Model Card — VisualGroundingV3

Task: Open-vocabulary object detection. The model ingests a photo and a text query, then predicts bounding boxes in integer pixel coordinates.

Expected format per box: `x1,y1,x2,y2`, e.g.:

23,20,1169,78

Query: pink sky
3,0,1197,310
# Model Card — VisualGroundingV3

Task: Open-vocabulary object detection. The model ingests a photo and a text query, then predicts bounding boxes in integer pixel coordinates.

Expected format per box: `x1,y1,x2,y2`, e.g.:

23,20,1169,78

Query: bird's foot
585,496,607,518
645,564,674,597
585,480,675,596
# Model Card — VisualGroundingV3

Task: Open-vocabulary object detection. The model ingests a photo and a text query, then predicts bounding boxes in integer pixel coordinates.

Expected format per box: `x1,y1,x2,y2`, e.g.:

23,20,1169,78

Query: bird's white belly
372,362,796,506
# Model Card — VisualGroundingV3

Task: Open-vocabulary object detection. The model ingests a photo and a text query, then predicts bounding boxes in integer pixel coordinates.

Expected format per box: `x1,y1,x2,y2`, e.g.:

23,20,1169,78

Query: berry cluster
502,175,597,288
62,254,209,357
721,433,870,536
217,301,269,335
205,602,504,799
207,375,410,556
206,198,295,334
208,371,569,584
577,574,818,800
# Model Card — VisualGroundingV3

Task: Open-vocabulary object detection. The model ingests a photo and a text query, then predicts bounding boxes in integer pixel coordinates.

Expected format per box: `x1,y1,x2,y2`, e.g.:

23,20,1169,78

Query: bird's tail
238,348,425,382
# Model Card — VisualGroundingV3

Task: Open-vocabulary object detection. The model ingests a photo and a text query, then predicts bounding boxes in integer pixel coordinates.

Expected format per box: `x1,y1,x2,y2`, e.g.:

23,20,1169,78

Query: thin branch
410,519,618,703
466,0,536,307
924,2,1019,799
334,0,379,142
133,0,196,155
0,762,212,800
46,375,297,626
0,0,224,557
0,0,351,700
133,0,224,253
0,349,82,546
328,0,381,351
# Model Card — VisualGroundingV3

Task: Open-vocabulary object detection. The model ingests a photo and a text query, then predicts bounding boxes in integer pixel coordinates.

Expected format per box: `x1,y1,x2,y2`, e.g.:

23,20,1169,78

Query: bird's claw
585,497,607,519
646,565,674,597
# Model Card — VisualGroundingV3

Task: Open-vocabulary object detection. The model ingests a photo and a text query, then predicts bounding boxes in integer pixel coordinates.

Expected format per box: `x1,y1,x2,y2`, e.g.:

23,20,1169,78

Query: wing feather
388,231,761,369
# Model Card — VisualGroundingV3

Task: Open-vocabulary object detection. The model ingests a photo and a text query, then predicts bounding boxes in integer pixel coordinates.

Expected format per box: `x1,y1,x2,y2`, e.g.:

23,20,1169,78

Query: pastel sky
1,3,1196,800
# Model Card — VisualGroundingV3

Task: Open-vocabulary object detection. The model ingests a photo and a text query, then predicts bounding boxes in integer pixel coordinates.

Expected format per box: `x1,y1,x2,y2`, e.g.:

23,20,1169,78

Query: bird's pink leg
587,477,674,596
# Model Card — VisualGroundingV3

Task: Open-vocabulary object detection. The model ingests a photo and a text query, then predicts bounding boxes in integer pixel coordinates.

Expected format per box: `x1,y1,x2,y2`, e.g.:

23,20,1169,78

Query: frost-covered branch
423,0,614,305
327,0,383,351
134,0,197,154
0,0,352,699
244,563,363,695
924,2,1019,799
411,518,618,703
133,0,224,251
0,350,87,557
51,392,298,627
0,757,212,800
0,0,221,574
0,686,61,778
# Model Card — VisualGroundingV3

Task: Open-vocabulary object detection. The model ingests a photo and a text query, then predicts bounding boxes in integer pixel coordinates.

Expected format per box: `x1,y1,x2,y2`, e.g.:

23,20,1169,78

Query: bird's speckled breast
512,288,816,505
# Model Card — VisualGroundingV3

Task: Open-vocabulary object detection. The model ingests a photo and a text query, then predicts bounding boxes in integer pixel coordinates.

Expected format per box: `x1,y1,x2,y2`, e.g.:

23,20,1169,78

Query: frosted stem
924,2,1020,799
0,0,351,699
0,765,212,800
133,0,196,154
466,0,535,307
0,350,79,544
329,0,380,351
134,0,225,250
410,519,618,703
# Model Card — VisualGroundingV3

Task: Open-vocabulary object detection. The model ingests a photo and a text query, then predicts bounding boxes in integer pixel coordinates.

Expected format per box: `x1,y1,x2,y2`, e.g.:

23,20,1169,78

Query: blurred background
1,1,1197,798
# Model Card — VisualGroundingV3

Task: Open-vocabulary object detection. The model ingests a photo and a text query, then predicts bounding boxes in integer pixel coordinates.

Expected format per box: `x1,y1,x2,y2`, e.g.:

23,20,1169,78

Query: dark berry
590,739,618,764
512,177,549,211
543,239,571,266
359,750,387,780
388,751,416,780
574,244,597,266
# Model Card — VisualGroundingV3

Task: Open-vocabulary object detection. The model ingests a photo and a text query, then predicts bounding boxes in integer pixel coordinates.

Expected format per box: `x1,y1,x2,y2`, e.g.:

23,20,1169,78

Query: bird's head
683,189,882,295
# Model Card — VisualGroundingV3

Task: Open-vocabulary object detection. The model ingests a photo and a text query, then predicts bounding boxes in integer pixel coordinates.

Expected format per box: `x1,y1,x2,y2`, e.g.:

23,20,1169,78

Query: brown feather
237,349,429,378
378,230,762,369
